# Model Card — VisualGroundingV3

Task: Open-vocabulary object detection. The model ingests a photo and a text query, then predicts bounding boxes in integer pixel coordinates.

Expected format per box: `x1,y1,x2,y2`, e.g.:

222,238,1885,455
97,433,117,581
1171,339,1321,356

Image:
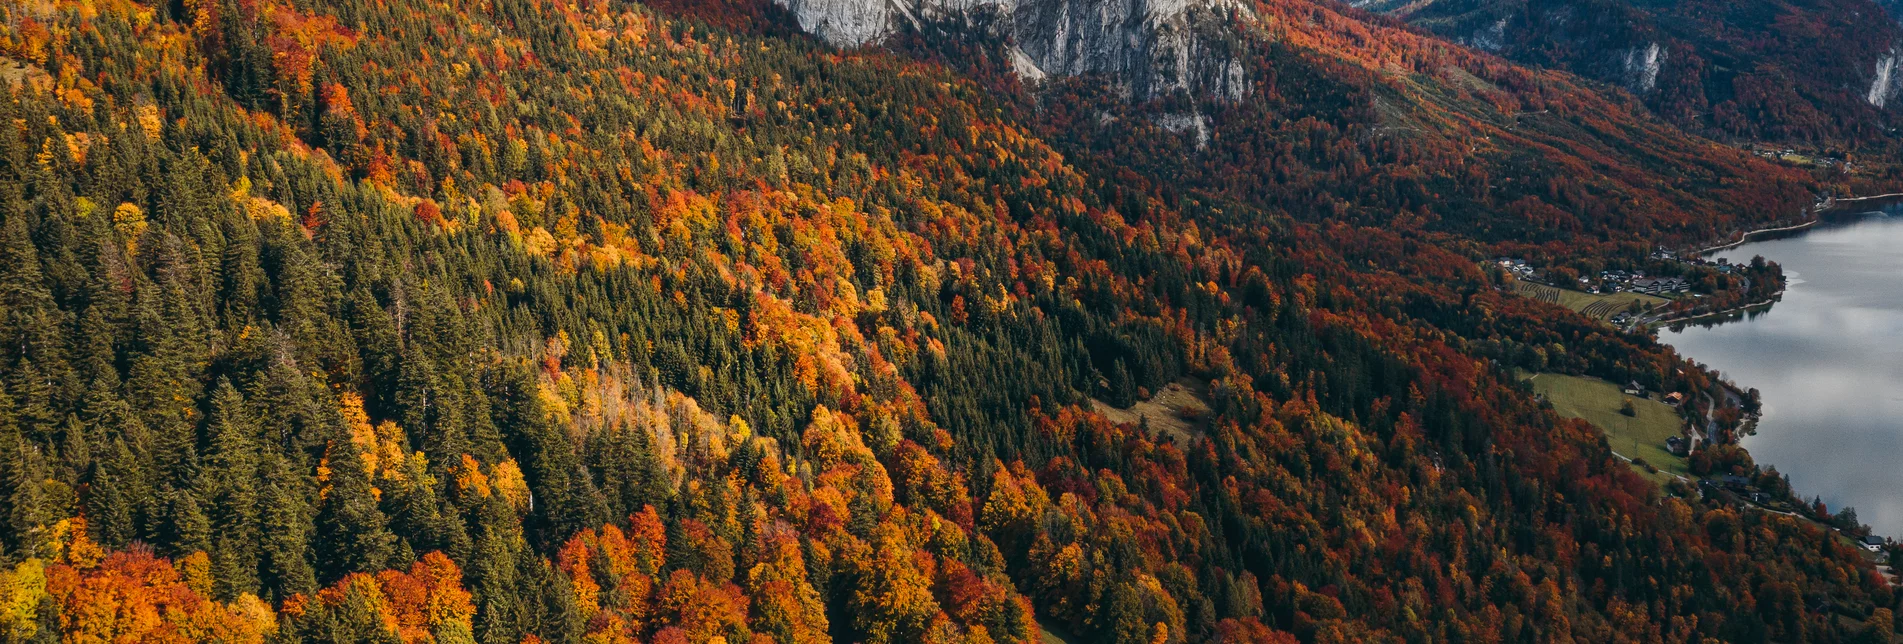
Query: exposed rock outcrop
1620,42,1664,94
1871,48,1900,108
774,0,1253,100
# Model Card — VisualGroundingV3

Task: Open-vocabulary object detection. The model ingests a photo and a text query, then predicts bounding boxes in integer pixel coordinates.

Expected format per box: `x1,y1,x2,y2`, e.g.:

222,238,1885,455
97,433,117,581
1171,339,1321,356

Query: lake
1659,197,1903,535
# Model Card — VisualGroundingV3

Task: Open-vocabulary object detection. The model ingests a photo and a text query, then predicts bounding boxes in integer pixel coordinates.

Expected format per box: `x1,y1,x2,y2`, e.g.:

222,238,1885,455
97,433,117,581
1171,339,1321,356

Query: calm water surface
1660,201,1903,534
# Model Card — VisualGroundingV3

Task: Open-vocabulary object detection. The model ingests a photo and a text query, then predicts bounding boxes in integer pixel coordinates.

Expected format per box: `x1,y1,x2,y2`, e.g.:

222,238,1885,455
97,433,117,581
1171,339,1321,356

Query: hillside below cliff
1363,0,1903,148
772,0,1820,248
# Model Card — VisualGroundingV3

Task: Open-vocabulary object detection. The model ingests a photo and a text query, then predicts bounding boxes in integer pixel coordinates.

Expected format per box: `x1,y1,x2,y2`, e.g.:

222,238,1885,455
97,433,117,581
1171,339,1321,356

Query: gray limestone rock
775,0,1253,100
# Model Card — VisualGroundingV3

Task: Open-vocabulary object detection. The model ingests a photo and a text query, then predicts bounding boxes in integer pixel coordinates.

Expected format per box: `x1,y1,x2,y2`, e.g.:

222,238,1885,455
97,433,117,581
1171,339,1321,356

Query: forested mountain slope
0,0,1889,643
1362,0,1903,148
767,0,1823,249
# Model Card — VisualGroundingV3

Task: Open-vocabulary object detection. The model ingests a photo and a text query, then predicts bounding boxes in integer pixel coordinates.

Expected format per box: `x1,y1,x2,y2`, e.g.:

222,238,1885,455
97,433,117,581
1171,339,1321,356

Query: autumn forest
0,0,1894,642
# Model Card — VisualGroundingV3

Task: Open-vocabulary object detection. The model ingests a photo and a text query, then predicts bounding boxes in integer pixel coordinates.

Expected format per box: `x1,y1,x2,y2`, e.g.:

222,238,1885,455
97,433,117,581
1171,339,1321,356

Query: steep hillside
863,0,1818,251
0,0,1890,643
1116,0,1817,249
1364,0,1903,148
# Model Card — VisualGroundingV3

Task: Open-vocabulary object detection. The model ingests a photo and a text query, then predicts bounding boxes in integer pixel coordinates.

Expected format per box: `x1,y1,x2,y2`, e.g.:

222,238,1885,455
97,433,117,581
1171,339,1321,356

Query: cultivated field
1513,280,1669,321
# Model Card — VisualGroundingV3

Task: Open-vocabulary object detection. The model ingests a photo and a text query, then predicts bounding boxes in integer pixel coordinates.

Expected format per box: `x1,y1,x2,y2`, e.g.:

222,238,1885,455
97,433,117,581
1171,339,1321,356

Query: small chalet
1664,436,1688,456
1863,535,1886,553
1623,381,1645,396
1663,392,1686,407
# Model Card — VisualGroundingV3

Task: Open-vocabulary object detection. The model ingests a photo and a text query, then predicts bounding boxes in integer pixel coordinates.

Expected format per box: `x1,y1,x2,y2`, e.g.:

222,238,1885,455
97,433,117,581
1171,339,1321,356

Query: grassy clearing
1512,280,1668,321
1523,372,1691,483
1091,378,1211,445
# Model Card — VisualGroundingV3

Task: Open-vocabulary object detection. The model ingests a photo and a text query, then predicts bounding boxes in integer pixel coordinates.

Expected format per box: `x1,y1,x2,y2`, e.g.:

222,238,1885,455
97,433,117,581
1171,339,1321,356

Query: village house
1665,436,1688,456
1495,258,1535,278
1630,277,1690,295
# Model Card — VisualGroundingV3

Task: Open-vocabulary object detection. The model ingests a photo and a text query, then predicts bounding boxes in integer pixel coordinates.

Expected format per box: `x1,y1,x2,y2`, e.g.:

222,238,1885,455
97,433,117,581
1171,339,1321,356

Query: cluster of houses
1751,148,1846,169
1494,258,1535,279
1594,269,1689,295
1494,254,1715,327
1493,256,1696,296
1621,381,1683,406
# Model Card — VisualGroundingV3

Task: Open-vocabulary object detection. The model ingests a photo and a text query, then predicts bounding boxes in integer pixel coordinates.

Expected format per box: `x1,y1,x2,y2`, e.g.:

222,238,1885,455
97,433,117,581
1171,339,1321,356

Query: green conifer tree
259,455,318,600
3,440,51,560
203,380,261,598
84,442,137,550
314,427,394,581
148,485,212,558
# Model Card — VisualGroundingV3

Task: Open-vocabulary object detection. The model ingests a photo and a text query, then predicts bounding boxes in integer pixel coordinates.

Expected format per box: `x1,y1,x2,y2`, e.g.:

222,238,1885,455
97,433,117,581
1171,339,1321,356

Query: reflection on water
1660,202,1903,535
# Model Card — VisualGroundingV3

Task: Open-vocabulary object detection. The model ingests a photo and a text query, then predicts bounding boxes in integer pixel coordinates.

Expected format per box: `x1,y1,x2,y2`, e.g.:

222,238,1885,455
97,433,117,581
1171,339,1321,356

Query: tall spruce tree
383,452,470,564
202,380,261,598
469,516,522,644
159,487,212,558
83,441,137,550
313,424,394,581
0,212,68,423
258,454,318,600
2,433,51,560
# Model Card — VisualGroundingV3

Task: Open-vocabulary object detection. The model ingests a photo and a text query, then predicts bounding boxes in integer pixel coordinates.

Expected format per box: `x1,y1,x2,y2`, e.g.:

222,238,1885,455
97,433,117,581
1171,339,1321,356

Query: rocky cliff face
1619,42,1664,94
774,0,1253,100
1872,48,1900,108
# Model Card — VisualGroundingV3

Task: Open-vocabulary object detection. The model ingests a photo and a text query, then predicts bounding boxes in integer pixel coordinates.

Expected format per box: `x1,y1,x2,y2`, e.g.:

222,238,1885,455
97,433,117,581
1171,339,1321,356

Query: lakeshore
1695,219,1821,255
1660,202,1903,535
1689,192,1903,257
1831,192,1903,204
1649,294,1781,329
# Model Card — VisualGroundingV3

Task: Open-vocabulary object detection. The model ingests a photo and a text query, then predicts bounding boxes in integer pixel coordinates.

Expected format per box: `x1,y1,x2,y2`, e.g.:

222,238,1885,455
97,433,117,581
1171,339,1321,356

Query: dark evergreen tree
202,379,261,598
258,455,319,600
383,453,470,564
486,363,603,550
313,429,394,581
83,442,137,550
468,497,523,644
2,431,51,560
157,487,211,558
